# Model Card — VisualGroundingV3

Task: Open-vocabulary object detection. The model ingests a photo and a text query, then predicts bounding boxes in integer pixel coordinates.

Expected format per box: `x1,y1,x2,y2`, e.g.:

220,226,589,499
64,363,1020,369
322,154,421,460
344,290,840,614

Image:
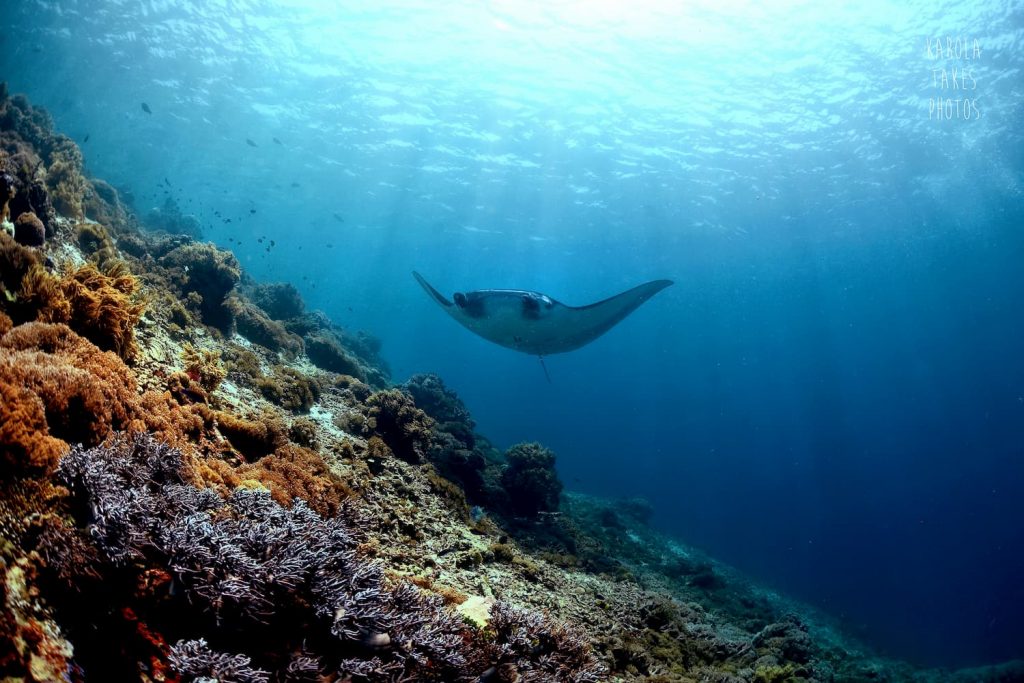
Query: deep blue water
3,0,1023,669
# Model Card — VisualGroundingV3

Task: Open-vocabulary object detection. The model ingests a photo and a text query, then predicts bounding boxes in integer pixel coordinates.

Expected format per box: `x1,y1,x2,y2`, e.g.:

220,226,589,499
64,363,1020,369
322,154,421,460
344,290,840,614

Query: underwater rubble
1,85,1022,683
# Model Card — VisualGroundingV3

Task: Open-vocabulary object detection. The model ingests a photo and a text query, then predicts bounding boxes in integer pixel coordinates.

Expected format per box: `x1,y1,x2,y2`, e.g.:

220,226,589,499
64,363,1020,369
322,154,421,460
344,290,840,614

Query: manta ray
413,271,672,362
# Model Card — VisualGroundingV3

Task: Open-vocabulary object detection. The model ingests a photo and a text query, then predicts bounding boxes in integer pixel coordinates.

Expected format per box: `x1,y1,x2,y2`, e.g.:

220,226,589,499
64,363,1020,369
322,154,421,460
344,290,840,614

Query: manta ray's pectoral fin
413,271,453,308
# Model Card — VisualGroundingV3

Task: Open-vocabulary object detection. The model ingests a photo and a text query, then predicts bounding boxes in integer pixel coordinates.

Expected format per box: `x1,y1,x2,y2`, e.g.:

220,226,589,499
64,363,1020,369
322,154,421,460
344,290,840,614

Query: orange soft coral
57,261,145,359
0,323,141,474
0,382,67,474
236,445,352,516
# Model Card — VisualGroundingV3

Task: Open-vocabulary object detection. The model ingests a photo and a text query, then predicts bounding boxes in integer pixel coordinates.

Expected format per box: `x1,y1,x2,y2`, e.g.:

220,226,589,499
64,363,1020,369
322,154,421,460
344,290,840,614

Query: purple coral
55,433,604,681
169,639,269,683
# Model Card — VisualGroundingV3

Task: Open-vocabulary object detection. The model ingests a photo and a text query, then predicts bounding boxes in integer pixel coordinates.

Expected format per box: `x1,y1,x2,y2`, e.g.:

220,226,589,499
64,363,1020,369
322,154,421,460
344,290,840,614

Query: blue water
4,0,1023,669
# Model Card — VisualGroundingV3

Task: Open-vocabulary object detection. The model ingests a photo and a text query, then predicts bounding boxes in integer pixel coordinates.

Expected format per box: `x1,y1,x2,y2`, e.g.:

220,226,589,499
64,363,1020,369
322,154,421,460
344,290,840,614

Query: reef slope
0,86,1020,683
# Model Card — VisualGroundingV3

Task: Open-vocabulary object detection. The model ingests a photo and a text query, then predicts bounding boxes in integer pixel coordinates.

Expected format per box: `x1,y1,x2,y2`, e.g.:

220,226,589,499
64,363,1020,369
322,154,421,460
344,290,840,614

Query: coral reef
248,280,304,320
13,211,44,246
1,84,1017,683
404,373,496,502
365,388,436,463
44,135,87,219
227,292,304,356
0,323,140,475
48,434,605,682
501,442,564,517
158,241,240,332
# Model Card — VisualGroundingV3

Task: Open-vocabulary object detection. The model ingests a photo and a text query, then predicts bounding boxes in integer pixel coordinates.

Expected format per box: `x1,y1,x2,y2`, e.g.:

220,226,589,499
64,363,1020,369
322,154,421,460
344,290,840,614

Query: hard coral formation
249,280,304,320
365,388,435,463
158,241,240,332
501,442,564,517
13,211,44,246
227,292,304,356
305,330,366,379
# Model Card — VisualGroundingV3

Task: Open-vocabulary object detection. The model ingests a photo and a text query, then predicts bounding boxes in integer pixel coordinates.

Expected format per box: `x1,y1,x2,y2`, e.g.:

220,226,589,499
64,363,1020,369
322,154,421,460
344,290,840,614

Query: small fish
165,177,172,187
332,213,344,223
83,133,90,143
224,218,232,223
257,238,264,243
290,182,300,188
246,138,257,147
249,208,256,214
269,240,275,247
273,137,282,145
141,102,152,114
326,243,333,248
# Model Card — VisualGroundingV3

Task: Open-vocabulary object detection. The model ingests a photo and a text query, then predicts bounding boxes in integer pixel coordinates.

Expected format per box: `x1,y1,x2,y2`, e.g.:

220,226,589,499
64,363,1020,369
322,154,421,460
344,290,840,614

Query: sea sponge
158,242,240,332
500,442,564,517
365,389,435,463
13,211,43,246
0,323,141,475
226,293,303,356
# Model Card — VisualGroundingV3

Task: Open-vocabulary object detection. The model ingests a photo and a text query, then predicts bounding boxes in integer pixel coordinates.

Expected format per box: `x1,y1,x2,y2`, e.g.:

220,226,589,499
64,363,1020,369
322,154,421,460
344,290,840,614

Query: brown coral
257,365,322,413
0,323,141,476
365,389,435,463
158,242,240,332
0,230,38,302
235,444,352,516
226,293,303,356
57,261,145,359
194,405,288,462
13,211,44,246
181,343,226,394
44,135,87,219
